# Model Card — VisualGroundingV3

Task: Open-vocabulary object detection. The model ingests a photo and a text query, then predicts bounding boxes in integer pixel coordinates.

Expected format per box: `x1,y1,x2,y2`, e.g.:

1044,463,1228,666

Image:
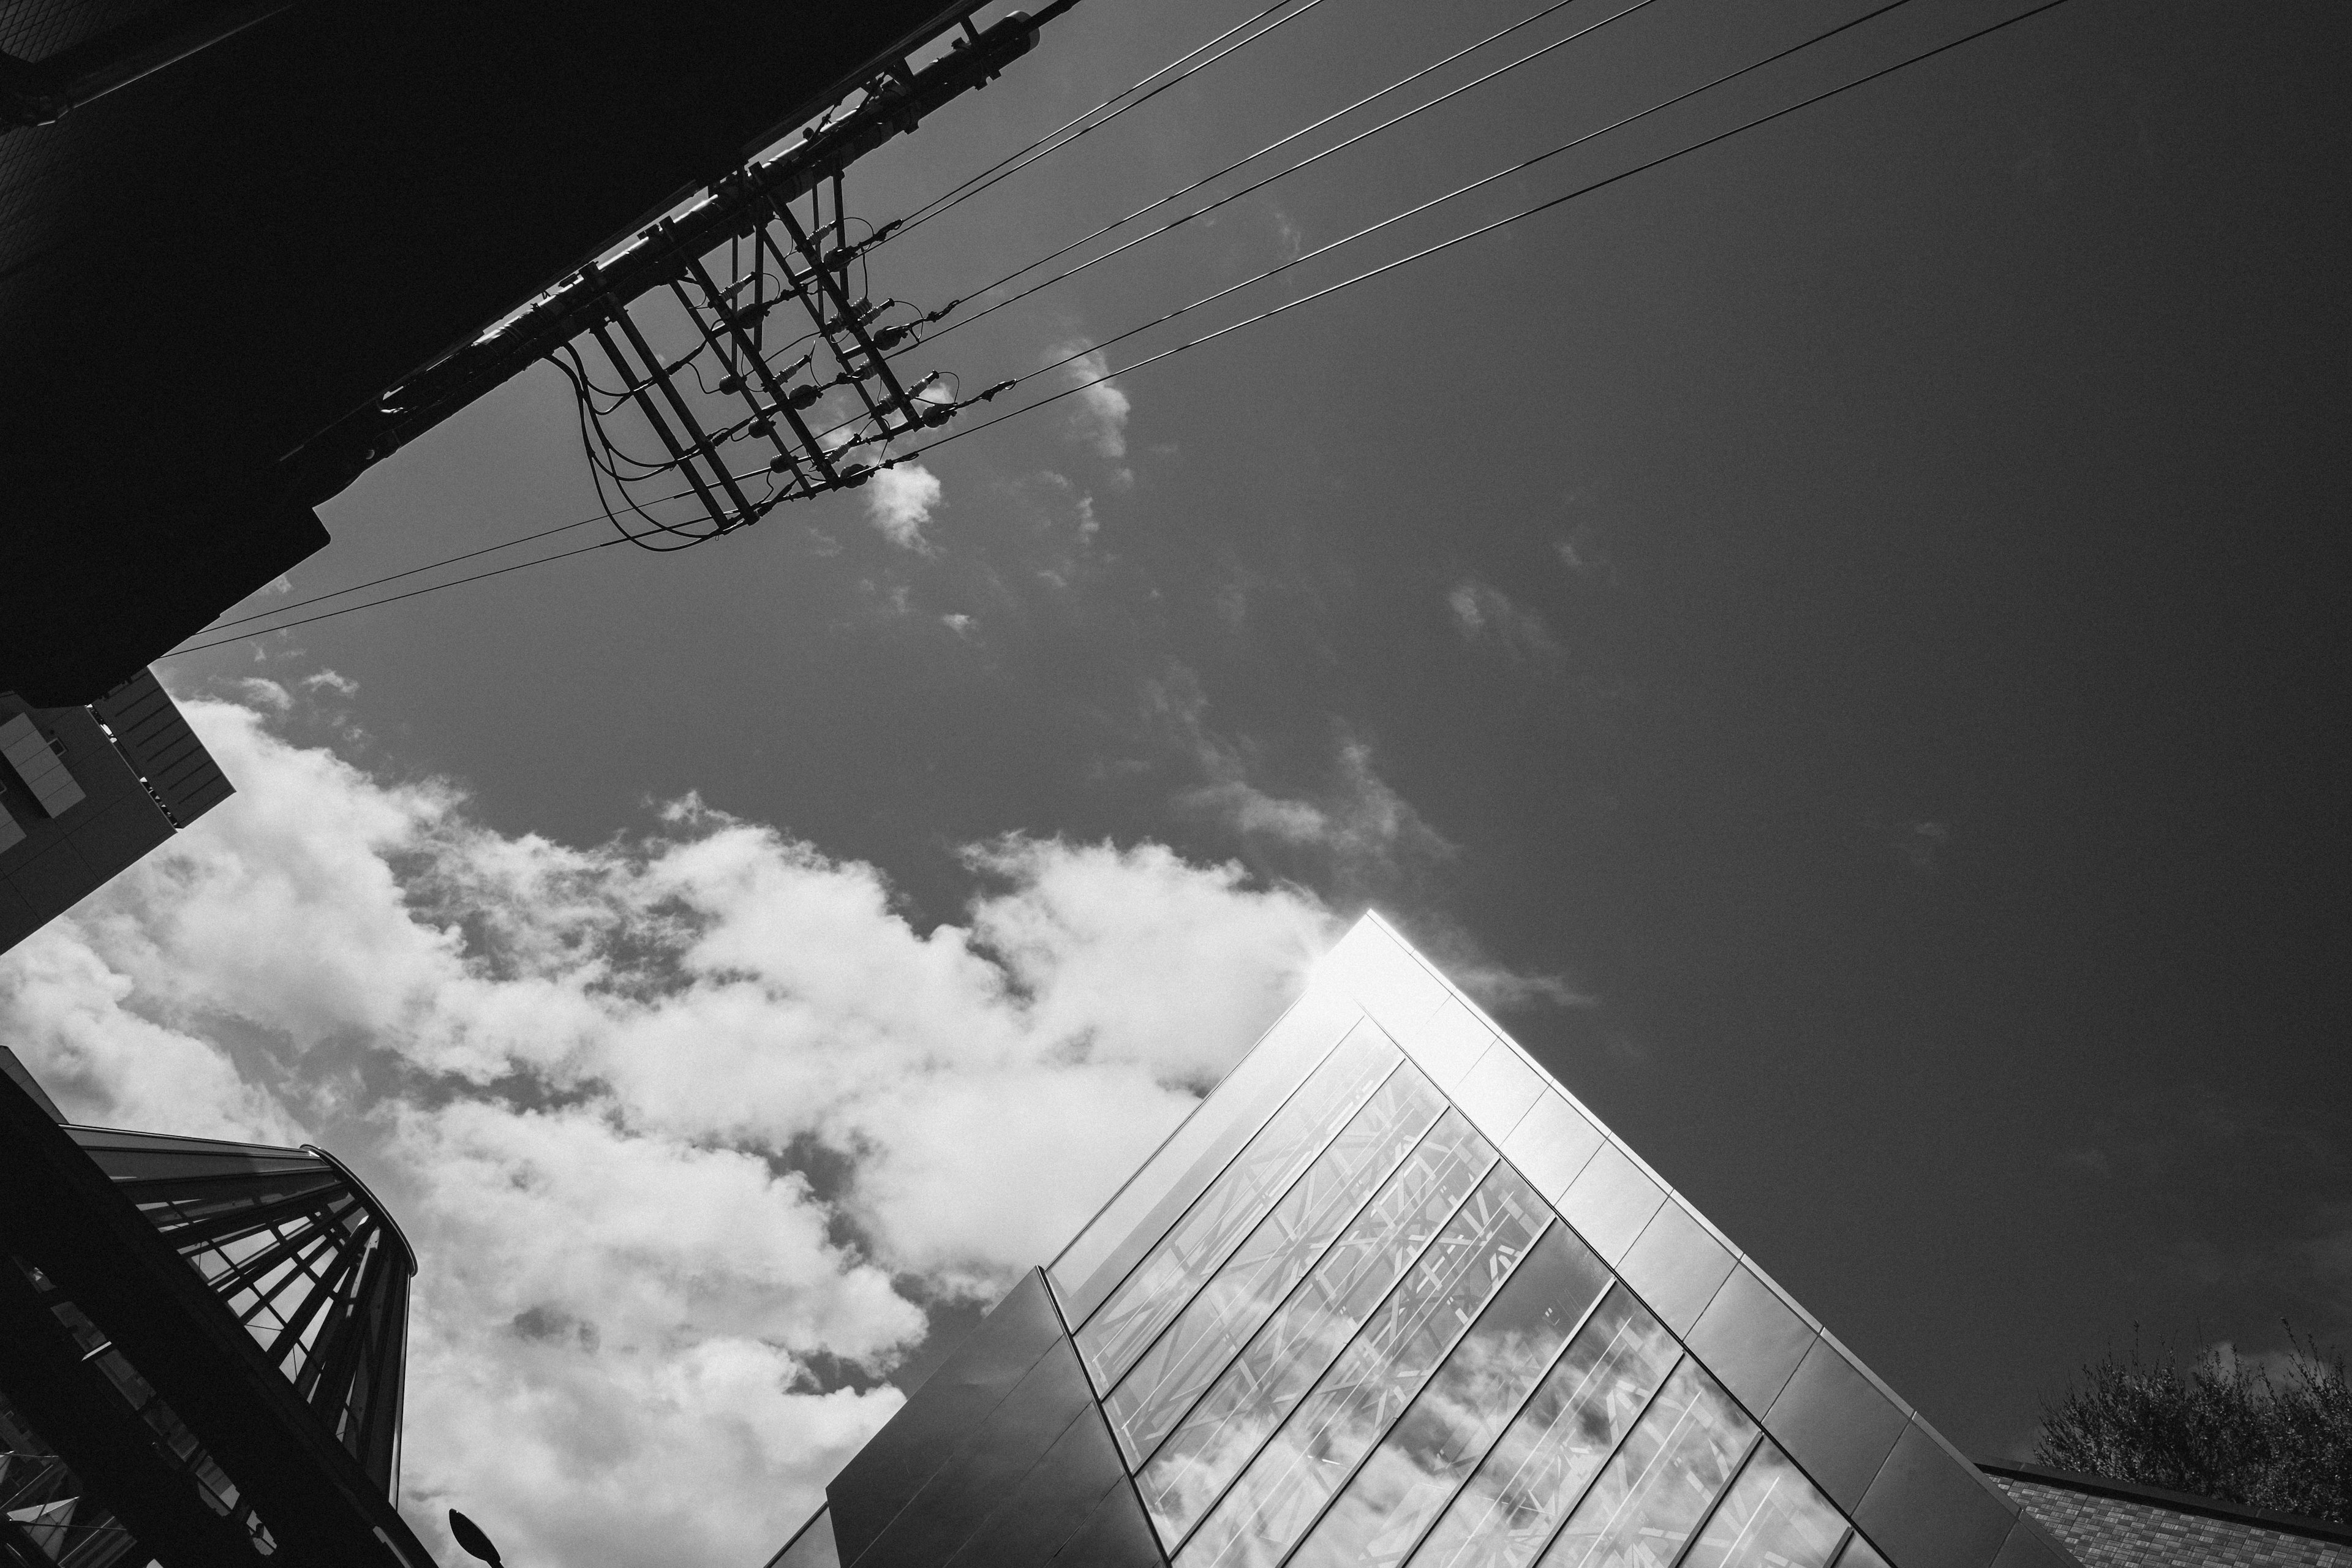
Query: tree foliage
2035,1330,2352,1525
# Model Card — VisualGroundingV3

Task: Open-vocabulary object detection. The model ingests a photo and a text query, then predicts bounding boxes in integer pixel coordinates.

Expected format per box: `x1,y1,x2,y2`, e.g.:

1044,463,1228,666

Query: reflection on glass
767,1506,841,1568
1537,1359,1755,1568
1139,1110,1496,1545
1177,1164,1552,1568
1408,1287,1681,1568
1289,1225,1612,1568
1682,1441,1849,1568
1833,1534,1891,1568
1080,1027,1400,1387
1109,1064,1449,1464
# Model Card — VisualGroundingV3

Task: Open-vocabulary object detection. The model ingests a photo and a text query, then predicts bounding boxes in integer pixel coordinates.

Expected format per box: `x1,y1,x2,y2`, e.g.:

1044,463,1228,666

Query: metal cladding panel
1855,1422,2022,1568
92,670,235,826
851,1347,1096,1567
827,1270,1067,1566
839,1293,1134,1568
1047,1480,1169,1567
936,1380,1134,1568
1766,1339,1913,1513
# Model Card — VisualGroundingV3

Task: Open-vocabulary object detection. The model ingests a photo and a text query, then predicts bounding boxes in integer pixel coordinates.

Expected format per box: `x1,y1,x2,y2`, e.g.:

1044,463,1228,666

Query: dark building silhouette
0,1050,425,1567
1,671,233,957
1,0,1014,704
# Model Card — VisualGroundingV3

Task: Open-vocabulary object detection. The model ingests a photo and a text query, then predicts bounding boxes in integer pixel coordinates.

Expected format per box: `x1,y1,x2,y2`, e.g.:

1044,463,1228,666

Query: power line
167,0,2075,657
889,1,1306,230
911,0,1664,353
892,0,1340,238
893,0,1939,445
895,0,2077,464
198,515,609,632
160,538,632,658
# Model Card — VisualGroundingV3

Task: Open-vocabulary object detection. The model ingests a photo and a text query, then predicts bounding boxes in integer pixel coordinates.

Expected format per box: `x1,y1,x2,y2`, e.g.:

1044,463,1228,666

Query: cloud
1051,344,1133,474
0,690,1338,1567
1143,669,1455,891
234,676,293,711
864,463,943,549
1447,578,1562,667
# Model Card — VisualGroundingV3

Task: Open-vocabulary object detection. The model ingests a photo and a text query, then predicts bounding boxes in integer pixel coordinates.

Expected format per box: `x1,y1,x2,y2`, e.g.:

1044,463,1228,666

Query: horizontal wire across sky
164,0,2076,660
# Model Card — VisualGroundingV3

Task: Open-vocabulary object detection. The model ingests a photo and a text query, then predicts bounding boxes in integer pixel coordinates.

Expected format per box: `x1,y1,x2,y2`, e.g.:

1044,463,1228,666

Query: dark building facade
765,916,2089,1568
1,0,1032,704
0,1050,426,1568
1,671,233,957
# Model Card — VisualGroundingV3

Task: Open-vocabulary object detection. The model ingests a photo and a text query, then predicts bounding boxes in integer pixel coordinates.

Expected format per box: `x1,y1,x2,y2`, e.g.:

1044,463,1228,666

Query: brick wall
1996,1474,2352,1568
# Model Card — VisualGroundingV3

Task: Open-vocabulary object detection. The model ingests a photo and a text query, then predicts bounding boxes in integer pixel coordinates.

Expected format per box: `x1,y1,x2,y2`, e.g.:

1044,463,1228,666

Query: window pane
1176,1164,1553,1568
1139,1110,1496,1545
1833,1535,1890,1568
1408,1287,1681,1568
1537,1360,1756,1568
1108,1063,1450,1465
1291,1224,1613,1568
1053,984,1361,1322
1079,1026,1402,1388
1682,1441,1850,1568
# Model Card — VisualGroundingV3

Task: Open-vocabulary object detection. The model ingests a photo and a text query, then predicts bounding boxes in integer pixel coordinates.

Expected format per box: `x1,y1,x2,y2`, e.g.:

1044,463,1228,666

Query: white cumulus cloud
864,462,943,549
0,690,1339,1567
1051,344,1133,476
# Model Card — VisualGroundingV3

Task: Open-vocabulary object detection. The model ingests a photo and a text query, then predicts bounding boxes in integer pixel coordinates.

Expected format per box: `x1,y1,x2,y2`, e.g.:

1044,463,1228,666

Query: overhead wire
838,0,1945,458
162,539,635,657
164,0,2075,658
905,0,1667,354
886,0,2079,464
891,0,1339,238
886,2,1314,228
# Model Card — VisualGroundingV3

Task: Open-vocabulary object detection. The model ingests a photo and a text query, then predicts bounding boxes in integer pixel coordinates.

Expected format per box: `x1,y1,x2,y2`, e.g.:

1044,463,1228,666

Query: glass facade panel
1107,1063,1449,1464
1683,1441,1850,1568
1407,1287,1681,1568
1833,1534,1891,1568
1289,1224,1612,1568
1079,1026,1401,1387
1176,1164,1552,1568
767,1505,842,1568
1536,1359,1756,1568
1139,1110,1497,1544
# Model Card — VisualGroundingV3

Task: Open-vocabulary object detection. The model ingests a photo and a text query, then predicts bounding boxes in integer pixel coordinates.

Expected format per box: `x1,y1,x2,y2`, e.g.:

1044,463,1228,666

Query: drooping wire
161,0,2077,658
906,0,1665,355
198,514,611,632
885,0,1303,230
888,0,2079,465
889,0,1339,238
842,0,1940,458
162,539,636,657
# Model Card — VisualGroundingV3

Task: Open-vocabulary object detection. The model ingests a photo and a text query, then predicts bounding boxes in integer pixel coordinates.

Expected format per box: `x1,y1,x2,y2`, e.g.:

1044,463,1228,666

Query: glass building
0,1048,431,1568
766,915,2085,1568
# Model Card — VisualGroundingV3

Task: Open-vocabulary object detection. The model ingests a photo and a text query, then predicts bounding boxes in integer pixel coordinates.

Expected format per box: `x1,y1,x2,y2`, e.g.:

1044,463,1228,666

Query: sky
2,0,2346,1562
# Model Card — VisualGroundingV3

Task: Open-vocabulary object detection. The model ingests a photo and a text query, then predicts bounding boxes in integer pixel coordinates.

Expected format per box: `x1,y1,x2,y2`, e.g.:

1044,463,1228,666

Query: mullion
1266,1215,1569,1568
1166,1145,1501,1559
1367,1263,1626,1568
